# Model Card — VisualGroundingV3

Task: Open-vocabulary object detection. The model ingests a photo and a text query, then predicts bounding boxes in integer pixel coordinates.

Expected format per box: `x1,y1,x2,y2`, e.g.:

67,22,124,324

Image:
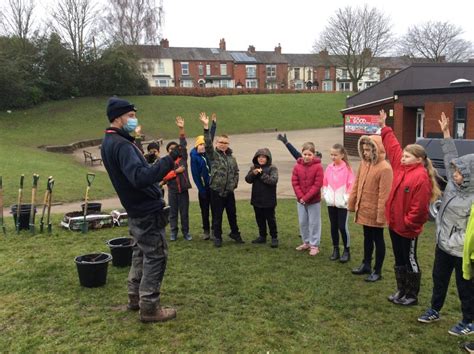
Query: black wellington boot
388,266,407,302
329,247,340,261
393,271,420,306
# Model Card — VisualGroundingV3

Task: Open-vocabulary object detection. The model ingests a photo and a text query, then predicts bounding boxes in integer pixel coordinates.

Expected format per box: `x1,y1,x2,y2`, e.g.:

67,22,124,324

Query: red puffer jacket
381,127,432,238
291,157,324,204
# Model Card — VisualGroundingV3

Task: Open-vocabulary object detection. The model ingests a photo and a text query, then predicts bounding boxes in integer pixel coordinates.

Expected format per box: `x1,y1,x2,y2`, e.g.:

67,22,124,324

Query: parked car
416,137,474,219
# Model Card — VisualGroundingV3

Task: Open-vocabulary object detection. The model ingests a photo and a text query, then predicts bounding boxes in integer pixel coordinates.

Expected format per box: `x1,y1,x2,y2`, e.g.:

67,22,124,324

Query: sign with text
344,114,380,135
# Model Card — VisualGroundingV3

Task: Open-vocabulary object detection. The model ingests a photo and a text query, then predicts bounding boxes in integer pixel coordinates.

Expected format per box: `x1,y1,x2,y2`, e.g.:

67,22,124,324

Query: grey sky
162,0,474,54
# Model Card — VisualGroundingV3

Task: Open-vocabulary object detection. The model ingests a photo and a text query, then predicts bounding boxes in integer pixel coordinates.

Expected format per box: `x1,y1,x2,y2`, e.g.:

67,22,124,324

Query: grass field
0,93,346,206
0,199,467,352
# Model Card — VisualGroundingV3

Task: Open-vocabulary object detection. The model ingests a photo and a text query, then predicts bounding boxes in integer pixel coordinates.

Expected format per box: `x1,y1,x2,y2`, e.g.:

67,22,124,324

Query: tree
52,0,97,64
102,0,163,45
1,0,36,40
314,5,393,92
398,21,472,62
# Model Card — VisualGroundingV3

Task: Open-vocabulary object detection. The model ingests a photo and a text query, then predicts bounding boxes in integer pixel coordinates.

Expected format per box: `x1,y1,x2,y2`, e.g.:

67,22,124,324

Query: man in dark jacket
101,97,179,323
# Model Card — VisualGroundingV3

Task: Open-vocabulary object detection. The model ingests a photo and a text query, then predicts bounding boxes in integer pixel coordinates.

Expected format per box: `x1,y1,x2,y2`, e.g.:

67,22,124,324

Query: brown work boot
127,294,140,311
140,306,177,323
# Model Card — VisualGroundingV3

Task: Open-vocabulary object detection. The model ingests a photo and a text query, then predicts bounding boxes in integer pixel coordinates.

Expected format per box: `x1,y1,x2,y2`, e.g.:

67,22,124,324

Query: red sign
344,115,380,135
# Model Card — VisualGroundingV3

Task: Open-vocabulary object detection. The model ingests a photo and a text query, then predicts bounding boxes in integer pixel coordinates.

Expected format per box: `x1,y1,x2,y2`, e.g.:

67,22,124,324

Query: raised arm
379,109,402,172
200,112,216,161
439,112,459,180
210,113,217,142
277,133,302,160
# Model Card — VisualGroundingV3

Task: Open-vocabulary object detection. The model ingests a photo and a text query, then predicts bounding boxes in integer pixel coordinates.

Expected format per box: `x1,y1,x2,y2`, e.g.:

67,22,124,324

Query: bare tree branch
398,21,472,62
2,0,36,40
313,5,393,92
101,0,163,45
52,0,97,64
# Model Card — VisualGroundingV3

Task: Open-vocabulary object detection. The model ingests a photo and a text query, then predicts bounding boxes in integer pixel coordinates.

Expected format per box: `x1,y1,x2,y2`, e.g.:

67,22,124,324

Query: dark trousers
431,246,474,323
363,225,385,273
389,229,420,272
128,212,168,309
327,206,350,248
198,189,212,232
254,206,277,239
210,189,239,240
168,190,190,236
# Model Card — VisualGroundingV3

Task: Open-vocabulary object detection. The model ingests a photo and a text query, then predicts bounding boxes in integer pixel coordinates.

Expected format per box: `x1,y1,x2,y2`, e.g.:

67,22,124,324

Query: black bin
11,204,36,230
81,203,102,214
106,237,133,267
74,253,112,287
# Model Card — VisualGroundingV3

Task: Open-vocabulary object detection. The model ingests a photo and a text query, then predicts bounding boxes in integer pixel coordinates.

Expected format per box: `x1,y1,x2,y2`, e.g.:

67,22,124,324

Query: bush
149,87,328,97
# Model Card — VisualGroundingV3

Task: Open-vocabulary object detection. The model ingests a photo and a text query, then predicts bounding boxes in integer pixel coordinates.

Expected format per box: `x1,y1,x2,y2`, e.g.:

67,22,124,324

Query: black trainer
329,247,340,261
270,238,279,248
251,236,266,244
229,232,245,243
352,263,372,275
339,248,350,263
214,238,222,248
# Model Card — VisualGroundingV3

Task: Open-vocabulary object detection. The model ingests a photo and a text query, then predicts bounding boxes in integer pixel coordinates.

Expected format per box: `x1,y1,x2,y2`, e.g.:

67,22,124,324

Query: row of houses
133,38,428,91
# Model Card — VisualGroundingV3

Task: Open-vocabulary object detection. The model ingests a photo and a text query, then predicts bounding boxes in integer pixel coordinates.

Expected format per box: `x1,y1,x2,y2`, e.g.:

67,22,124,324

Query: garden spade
29,174,40,235
16,174,24,234
0,176,6,235
82,173,95,234
39,176,52,233
46,178,54,234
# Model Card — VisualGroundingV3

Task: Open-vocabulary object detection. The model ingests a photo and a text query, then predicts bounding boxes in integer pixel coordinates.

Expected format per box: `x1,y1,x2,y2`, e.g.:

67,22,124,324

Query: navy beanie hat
106,97,137,122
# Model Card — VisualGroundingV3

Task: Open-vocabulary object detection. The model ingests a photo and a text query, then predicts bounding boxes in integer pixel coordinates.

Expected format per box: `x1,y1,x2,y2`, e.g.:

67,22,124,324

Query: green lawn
0,93,346,206
0,199,465,352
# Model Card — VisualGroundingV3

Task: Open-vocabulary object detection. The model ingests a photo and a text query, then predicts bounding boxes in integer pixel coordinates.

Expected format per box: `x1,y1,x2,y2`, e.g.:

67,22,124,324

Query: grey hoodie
436,138,474,257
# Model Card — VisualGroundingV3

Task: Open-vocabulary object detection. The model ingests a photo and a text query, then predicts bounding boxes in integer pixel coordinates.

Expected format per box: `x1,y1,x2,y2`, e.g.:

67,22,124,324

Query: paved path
5,127,359,215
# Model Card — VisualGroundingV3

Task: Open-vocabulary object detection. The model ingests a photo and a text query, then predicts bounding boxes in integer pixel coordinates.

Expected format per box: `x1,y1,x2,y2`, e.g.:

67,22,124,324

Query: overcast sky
161,0,474,54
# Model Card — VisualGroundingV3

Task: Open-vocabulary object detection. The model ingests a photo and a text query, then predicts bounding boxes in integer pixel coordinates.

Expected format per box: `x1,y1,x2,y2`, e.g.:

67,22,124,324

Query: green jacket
204,129,239,196
463,205,474,280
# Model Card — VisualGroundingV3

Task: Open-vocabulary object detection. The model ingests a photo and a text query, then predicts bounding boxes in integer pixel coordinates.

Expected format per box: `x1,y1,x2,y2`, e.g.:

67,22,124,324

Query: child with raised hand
417,112,474,336
245,148,279,248
379,109,441,305
322,144,354,262
292,142,324,256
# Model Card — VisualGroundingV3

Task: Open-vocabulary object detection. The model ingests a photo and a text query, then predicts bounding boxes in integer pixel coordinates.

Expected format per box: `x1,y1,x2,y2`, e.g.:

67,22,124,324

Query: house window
454,107,466,139
245,79,258,88
295,81,304,90
220,80,233,88
384,70,391,78
322,81,333,91
181,62,189,76
141,62,151,73
154,79,169,87
266,82,278,89
338,82,351,91
341,69,348,79
294,68,300,80
181,80,193,88
266,65,276,78
206,64,211,76
246,65,256,78
324,69,330,79
220,63,227,76
198,65,203,76
158,61,165,74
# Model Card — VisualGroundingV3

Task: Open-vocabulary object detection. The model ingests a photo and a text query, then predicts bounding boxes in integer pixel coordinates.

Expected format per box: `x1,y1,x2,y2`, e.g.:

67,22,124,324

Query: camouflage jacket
204,129,239,196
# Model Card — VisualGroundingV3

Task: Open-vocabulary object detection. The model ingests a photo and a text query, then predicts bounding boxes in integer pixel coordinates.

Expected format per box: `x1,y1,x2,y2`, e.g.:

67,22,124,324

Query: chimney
319,48,328,57
219,38,226,51
160,38,169,48
274,43,282,55
248,45,255,53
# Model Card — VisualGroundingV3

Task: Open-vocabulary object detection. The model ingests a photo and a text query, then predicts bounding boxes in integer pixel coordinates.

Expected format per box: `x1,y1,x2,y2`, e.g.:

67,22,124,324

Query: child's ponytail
424,157,442,202
332,143,352,171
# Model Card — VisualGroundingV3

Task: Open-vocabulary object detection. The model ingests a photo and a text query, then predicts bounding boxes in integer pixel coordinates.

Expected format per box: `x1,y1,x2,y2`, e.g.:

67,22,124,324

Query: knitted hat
195,135,205,147
106,97,136,122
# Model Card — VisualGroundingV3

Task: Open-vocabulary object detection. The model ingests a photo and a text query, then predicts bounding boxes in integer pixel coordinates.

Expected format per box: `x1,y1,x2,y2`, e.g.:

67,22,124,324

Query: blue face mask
123,118,138,133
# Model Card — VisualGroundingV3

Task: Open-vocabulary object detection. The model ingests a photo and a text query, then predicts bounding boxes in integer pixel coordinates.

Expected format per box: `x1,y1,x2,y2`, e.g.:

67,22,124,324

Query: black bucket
74,253,112,287
81,202,102,214
11,204,37,230
106,237,133,267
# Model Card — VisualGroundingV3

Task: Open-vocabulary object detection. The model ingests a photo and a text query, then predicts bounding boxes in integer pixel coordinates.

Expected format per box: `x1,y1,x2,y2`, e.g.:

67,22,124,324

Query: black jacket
101,127,174,218
245,148,278,208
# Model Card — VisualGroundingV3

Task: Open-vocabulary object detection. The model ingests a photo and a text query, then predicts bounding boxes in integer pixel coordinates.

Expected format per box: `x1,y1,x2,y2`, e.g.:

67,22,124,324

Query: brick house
341,64,474,155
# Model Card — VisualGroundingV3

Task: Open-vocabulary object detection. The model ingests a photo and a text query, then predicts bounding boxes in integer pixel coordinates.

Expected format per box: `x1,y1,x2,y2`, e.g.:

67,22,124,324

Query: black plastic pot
74,253,112,287
81,202,102,214
11,204,36,230
106,237,133,267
